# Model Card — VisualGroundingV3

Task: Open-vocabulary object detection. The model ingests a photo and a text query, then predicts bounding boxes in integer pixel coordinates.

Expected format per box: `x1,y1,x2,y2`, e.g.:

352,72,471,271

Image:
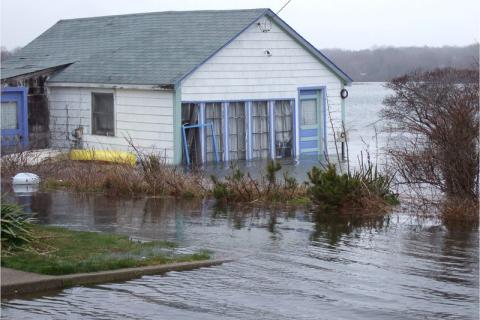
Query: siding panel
48,87,175,161
181,17,345,155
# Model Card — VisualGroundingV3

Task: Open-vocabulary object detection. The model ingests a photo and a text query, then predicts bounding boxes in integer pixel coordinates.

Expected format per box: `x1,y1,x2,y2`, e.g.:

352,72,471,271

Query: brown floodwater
1,190,478,320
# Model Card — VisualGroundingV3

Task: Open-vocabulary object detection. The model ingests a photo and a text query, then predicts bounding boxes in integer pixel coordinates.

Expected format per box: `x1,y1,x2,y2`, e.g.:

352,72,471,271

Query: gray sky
1,0,478,50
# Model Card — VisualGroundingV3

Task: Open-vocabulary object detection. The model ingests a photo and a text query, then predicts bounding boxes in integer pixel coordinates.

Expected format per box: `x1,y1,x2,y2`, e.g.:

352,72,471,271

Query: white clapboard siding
181,16,345,155
47,86,175,161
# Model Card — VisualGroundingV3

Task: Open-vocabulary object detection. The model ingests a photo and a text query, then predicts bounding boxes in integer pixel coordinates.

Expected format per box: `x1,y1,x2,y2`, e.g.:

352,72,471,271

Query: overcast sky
1,0,478,50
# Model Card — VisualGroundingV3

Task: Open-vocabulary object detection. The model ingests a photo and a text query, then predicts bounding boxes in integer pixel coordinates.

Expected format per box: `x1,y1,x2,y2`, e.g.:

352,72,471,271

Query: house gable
180,14,345,101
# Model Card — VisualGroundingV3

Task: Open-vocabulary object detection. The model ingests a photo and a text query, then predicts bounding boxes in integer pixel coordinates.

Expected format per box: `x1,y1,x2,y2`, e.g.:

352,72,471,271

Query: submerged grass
1,149,208,198
1,225,211,275
1,148,397,216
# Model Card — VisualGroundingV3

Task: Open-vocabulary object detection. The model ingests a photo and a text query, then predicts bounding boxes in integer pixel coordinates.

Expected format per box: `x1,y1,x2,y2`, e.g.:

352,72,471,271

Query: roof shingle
1,9,268,85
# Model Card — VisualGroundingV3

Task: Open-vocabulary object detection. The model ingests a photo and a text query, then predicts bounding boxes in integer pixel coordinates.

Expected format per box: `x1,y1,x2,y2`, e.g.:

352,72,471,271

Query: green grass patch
286,196,311,206
41,178,73,190
1,225,211,275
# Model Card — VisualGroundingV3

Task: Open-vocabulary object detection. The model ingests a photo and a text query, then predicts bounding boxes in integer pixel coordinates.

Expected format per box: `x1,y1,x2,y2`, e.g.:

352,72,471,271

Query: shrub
381,68,479,206
307,163,397,214
1,200,35,251
440,197,479,228
210,161,305,204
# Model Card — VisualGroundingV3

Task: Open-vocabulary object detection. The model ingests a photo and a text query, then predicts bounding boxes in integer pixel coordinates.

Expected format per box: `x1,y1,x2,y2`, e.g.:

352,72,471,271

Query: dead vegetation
210,160,307,204
381,67,479,226
1,148,208,198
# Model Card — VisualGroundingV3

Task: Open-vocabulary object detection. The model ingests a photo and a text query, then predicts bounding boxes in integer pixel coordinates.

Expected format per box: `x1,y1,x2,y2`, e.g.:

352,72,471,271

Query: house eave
45,81,174,91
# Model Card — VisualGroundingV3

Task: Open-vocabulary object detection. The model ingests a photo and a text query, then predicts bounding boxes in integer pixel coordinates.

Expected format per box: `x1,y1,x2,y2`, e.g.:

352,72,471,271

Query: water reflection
3,190,479,320
311,213,390,246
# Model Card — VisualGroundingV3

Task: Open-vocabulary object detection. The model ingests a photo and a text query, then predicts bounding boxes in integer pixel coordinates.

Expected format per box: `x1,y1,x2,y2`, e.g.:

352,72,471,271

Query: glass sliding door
205,102,223,162
251,101,269,159
274,100,293,158
228,102,246,161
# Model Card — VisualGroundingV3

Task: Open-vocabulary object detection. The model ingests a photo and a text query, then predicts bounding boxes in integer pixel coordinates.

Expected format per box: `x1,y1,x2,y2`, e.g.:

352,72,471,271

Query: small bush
307,164,397,214
440,197,479,229
1,201,35,251
210,161,305,204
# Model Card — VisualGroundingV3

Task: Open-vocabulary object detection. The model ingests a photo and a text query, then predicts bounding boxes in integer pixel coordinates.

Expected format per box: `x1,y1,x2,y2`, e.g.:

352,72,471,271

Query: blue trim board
246,101,253,160
182,124,190,165
182,98,293,104
298,86,327,91
268,100,275,159
199,102,206,163
291,99,296,158
223,102,229,162
322,88,327,155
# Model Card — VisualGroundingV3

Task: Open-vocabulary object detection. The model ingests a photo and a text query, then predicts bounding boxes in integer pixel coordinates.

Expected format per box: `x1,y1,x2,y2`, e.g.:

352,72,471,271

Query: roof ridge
58,8,269,23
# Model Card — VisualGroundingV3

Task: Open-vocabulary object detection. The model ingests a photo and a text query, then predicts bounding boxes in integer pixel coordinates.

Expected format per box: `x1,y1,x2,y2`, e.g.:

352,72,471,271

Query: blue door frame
298,86,327,157
1,87,29,149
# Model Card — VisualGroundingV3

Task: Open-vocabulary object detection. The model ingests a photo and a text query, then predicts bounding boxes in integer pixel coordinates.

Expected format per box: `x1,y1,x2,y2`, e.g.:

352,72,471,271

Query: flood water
2,83,479,320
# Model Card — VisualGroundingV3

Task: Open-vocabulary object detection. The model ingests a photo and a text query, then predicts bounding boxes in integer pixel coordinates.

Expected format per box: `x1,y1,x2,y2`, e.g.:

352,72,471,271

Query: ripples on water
2,83,478,319
2,192,478,320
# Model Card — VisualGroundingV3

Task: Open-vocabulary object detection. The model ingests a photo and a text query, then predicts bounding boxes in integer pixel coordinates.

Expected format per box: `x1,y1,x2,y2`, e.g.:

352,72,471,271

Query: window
301,99,317,126
228,102,246,160
92,93,114,136
251,101,269,159
1,101,18,129
275,100,293,158
205,102,223,162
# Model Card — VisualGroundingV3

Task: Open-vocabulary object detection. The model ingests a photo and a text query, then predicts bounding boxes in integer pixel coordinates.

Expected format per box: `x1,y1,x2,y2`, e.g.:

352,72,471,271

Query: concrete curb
1,259,232,299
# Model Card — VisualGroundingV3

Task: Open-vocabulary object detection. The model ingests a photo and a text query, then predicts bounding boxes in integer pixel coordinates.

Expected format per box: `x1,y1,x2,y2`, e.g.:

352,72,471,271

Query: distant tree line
1,46,22,62
322,44,479,82
2,44,478,82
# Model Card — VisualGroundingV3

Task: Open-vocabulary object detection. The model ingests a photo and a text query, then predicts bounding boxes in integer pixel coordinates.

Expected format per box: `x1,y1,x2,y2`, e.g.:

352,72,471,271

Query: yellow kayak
70,149,137,166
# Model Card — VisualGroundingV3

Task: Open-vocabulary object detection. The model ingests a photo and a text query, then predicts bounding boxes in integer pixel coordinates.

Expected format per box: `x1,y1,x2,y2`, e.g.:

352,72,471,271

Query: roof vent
257,18,271,32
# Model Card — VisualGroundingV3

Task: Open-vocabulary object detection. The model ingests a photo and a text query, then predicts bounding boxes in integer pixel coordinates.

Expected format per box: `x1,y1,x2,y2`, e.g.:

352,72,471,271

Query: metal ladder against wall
182,122,219,165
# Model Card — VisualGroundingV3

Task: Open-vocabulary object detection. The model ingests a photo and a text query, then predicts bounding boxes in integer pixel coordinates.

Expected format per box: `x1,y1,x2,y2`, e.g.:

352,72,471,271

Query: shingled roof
1,8,352,86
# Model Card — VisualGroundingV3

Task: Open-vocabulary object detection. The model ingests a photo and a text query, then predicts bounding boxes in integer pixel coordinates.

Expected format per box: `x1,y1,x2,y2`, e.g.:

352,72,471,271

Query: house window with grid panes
92,93,114,136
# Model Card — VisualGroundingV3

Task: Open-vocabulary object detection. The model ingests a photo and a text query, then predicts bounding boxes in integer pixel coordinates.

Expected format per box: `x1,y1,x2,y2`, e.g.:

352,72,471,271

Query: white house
1,8,352,165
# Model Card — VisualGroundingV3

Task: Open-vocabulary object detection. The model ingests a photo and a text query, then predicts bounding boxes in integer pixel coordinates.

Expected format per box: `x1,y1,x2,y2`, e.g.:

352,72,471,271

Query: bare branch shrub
381,67,479,224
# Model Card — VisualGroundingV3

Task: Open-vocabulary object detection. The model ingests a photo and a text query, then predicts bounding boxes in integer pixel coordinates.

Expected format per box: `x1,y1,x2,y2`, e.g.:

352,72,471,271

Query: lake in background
2,83,478,320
